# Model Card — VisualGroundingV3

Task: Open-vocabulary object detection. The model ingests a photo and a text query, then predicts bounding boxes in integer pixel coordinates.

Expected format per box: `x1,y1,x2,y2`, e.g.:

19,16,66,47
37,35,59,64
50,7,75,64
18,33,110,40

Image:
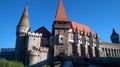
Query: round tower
15,6,30,64
16,6,30,35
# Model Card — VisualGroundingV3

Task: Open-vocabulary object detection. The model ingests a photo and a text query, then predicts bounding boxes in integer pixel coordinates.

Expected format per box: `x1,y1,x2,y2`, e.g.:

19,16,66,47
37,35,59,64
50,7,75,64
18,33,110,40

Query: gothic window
68,33,74,43
78,36,81,40
70,35,73,40
78,35,82,44
70,33,73,40
58,35,64,44
86,37,90,45
61,37,63,41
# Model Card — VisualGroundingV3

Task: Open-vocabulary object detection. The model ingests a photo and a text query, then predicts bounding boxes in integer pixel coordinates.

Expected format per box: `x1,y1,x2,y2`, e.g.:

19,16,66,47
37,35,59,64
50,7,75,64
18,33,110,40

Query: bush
0,58,24,67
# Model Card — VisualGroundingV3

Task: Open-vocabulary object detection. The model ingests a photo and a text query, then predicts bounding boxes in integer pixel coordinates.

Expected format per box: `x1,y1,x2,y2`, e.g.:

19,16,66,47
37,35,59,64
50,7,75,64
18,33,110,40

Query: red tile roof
71,21,94,35
55,0,69,21
35,26,50,37
54,0,94,36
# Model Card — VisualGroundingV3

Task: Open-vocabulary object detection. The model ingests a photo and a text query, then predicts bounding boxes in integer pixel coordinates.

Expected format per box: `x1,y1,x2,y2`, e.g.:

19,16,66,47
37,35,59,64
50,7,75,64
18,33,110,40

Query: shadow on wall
30,48,54,67
30,59,48,67
60,61,73,67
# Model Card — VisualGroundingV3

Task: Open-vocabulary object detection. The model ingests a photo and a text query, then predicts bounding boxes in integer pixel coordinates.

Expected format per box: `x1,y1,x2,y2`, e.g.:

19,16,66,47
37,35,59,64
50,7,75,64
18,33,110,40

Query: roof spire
90,31,93,37
96,33,99,39
75,27,78,33
17,6,30,28
112,28,117,34
83,29,85,35
55,0,69,21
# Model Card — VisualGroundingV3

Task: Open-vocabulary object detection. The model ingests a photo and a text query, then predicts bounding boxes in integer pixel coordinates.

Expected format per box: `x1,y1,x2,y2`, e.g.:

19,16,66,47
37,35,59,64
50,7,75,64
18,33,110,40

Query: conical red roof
55,0,68,21
17,6,30,28
71,21,94,35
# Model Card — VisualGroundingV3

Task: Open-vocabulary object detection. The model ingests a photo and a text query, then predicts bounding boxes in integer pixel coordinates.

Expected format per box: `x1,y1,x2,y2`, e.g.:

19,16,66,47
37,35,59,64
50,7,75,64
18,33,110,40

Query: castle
0,0,120,67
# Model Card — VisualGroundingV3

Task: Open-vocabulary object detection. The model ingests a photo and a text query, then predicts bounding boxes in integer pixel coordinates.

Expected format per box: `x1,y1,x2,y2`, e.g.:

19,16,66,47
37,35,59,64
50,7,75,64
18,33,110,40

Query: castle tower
25,32,42,66
110,28,119,44
55,0,68,21
53,0,71,57
15,6,30,64
17,6,30,33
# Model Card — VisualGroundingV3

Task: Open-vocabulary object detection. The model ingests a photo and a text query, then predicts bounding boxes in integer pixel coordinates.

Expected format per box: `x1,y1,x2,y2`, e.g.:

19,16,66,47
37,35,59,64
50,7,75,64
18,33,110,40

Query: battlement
40,47,49,52
17,32,28,35
28,32,42,37
0,48,15,52
28,50,40,56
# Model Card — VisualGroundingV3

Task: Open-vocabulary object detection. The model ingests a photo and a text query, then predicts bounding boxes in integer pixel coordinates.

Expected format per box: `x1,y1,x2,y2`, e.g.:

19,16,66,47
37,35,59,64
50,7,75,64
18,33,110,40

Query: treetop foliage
0,58,24,67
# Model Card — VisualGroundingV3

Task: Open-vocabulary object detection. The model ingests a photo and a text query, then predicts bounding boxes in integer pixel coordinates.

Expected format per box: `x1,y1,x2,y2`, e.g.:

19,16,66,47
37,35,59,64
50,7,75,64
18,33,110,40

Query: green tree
0,58,24,67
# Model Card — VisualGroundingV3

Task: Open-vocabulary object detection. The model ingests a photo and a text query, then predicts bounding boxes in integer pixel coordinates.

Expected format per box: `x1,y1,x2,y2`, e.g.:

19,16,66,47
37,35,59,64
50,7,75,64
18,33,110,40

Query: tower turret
17,6,30,34
52,0,71,31
53,0,71,57
15,6,30,64
110,28,119,44
55,0,68,21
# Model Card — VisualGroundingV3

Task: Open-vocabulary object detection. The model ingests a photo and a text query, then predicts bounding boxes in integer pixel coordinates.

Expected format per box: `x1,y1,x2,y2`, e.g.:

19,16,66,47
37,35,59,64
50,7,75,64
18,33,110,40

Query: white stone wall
26,32,42,66
29,55,40,66
58,35,64,44
27,32,42,51
39,52,48,62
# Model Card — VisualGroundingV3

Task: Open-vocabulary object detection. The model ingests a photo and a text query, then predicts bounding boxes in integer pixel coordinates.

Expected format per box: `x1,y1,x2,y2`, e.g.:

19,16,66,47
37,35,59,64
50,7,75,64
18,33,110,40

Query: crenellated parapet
40,47,49,52
0,48,15,53
28,50,40,56
16,31,28,36
27,32,42,37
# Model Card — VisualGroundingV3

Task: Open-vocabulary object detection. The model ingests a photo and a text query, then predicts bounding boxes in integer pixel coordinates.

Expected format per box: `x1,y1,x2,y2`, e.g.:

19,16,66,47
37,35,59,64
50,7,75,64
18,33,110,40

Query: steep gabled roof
55,0,69,21
71,21,94,35
17,6,30,28
35,26,50,37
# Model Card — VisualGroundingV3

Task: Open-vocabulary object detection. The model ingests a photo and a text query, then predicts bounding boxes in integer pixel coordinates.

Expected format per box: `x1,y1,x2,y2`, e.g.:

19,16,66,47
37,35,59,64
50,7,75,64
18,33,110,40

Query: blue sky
0,0,120,48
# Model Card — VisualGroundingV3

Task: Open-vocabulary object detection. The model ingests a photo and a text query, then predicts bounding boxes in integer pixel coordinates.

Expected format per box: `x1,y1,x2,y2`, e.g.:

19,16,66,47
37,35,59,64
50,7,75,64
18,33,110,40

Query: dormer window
78,34,82,44
68,33,74,43
70,35,73,40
